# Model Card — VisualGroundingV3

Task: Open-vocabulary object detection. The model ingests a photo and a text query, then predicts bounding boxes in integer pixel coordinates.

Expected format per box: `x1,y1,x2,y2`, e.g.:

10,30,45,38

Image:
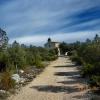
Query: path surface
8,57,90,100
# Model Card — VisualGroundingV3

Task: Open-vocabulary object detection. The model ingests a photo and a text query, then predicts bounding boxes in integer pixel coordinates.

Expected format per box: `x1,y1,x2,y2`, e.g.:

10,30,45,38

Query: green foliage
38,47,58,61
7,42,57,70
81,63,94,77
0,28,8,51
8,41,26,69
0,51,10,71
60,42,74,54
71,56,83,65
0,32,58,71
90,75,100,87
66,34,100,87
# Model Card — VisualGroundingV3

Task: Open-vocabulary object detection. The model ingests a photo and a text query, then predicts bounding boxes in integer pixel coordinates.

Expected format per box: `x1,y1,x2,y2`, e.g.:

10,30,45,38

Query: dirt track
8,57,90,100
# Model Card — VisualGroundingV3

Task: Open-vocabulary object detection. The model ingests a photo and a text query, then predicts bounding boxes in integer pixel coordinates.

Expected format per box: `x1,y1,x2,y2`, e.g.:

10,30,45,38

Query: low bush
89,75,100,87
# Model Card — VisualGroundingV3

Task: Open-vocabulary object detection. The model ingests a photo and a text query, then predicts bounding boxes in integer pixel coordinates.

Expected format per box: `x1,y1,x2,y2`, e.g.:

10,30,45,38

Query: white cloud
9,31,100,46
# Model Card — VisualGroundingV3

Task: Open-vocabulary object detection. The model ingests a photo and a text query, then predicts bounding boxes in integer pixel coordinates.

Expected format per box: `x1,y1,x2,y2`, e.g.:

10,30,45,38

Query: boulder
11,74,20,83
19,69,24,74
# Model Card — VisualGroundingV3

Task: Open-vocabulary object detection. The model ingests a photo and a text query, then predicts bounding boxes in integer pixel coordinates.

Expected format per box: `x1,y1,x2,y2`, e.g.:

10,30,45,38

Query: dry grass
0,72,15,91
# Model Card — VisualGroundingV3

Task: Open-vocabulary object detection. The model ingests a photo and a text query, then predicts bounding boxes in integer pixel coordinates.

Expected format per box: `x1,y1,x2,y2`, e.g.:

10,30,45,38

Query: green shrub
36,62,45,69
81,63,93,77
71,55,83,65
89,75,100,87
0,51,10,71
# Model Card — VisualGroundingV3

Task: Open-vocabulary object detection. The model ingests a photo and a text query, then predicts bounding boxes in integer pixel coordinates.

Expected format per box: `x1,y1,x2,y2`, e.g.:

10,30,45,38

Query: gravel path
8,57,90,100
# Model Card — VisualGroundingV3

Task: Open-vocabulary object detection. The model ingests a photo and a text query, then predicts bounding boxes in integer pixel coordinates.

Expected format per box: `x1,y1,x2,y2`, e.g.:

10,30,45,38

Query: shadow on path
30,85,81,93
54,64,76,68
54,71,79,76
57,80,78,85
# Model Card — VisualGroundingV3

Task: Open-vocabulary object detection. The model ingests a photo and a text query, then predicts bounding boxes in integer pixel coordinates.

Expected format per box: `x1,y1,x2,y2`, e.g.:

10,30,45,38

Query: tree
0,28,9,71
0,28,8,51
93,34,100,43
86,38,91,44
8,41,26,69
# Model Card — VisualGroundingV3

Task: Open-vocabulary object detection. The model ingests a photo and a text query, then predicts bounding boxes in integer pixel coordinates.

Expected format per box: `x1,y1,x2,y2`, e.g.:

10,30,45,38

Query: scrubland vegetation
60,34,100,88
0,27,100,99
0,28,58,92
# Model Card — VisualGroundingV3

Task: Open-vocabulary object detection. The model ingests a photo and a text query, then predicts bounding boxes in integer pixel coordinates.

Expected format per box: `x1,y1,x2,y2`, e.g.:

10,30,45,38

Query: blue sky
0,0,100,46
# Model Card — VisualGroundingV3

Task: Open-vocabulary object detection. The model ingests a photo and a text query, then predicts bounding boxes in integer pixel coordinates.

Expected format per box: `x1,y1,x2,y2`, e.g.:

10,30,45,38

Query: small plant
35,62,45,69
89,75,100,87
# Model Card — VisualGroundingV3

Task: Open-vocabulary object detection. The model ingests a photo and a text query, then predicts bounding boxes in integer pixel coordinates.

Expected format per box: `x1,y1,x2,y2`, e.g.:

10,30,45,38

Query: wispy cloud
9,31,100,46
0,0,100,45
